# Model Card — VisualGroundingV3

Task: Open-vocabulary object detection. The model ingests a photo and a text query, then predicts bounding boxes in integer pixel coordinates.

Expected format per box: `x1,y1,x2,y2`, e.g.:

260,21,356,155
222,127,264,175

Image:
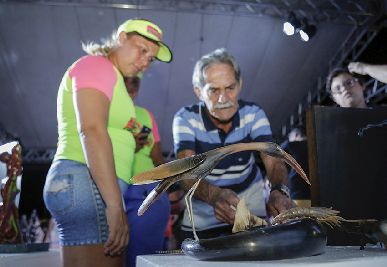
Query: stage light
283,22,295,35
283,12,301,36
283,13,317,42
300,24,317,42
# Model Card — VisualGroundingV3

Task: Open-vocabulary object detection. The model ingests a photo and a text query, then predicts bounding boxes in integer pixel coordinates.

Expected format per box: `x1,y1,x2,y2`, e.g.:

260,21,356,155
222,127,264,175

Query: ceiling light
283,13,317,42
283,22,295,35
300,24,317,42
283,12,301,36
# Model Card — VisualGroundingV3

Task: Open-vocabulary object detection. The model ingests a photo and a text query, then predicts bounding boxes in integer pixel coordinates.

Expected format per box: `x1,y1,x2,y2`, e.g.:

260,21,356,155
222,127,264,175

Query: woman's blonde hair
82,31,120,56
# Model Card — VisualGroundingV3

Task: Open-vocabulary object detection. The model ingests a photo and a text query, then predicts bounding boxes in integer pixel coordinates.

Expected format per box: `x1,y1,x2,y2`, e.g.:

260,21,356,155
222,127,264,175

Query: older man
172,48,294,240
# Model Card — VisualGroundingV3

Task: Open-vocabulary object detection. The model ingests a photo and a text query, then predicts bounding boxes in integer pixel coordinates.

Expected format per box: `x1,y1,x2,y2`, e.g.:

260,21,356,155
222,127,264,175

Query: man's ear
238,77,243,93
330,94,339,105
360,84,366,93
194,87,203,101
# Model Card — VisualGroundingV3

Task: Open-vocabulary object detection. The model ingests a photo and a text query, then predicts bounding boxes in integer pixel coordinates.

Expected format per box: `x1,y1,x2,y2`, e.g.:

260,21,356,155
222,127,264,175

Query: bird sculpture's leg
184,178,202,241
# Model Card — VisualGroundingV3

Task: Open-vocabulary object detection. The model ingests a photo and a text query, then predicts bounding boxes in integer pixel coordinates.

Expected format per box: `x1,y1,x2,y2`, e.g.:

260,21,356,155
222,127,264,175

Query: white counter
137,246,387,267
0,249,61,267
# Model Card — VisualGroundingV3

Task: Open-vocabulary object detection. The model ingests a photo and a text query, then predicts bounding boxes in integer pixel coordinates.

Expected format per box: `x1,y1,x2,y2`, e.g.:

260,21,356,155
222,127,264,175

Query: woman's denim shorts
43,159,128,246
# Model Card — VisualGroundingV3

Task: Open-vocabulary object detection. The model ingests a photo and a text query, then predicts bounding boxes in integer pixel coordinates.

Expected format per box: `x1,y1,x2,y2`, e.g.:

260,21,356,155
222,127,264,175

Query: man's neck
205,108,234,133
351,99,367,109
356,101,368,109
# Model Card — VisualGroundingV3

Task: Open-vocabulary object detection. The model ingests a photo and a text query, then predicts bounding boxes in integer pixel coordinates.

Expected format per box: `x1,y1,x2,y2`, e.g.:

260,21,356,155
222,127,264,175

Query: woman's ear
118,31,128,45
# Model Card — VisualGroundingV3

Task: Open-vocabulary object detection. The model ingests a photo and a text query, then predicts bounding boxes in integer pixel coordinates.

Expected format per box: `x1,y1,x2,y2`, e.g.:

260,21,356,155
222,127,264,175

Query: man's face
196,63,241,122
330,73,365,108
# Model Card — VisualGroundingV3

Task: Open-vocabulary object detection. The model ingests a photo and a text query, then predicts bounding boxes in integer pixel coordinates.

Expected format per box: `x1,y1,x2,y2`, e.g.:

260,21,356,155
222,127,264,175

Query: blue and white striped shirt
173,100,273,231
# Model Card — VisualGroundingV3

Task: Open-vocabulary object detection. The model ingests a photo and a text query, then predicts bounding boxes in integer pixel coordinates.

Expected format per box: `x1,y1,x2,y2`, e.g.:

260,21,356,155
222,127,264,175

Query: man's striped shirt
172,100,273,231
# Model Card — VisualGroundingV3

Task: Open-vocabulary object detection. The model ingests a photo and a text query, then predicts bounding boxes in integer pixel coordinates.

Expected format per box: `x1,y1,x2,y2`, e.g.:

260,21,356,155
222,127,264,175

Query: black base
182,219,327,261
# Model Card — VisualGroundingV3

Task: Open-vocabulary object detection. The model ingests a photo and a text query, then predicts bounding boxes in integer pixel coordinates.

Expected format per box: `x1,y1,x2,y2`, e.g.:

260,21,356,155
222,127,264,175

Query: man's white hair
192,48,241,90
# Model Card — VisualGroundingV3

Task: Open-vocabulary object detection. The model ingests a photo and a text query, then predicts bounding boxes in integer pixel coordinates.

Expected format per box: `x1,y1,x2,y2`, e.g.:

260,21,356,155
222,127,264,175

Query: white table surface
137,246,387,267
0,249,61,267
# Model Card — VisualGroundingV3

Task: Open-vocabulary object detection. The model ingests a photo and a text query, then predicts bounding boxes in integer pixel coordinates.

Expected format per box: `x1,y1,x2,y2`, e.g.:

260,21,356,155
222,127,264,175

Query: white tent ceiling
0,0,384,155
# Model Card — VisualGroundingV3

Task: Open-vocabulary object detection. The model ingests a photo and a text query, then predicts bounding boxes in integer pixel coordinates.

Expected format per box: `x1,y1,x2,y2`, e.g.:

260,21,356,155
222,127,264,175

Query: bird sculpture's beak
278,150,310,185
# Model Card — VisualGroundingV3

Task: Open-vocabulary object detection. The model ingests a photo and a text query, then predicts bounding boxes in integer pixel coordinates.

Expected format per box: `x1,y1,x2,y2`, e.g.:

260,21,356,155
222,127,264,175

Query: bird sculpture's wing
135,142,311,216
204,142,310,185
132,153,206,184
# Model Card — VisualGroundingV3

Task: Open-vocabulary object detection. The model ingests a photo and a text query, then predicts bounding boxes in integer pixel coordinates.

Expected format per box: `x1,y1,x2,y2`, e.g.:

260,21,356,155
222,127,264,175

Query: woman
43,19,172,267
123,76,171,267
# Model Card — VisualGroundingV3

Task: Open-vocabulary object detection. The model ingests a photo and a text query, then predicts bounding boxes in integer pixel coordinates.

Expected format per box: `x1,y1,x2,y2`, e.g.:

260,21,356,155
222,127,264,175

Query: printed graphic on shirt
124,118,154,147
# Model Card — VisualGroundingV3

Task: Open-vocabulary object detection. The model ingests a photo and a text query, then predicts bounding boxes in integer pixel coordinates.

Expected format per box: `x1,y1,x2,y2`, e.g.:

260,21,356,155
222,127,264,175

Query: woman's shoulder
68,55,118,100
72,55,114,71
69,55,117,83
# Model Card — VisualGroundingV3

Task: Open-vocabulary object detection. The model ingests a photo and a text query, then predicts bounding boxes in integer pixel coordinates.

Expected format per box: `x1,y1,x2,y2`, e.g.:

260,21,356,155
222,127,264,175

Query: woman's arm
74,88,128,256
150,141,164,166
148,111,164,166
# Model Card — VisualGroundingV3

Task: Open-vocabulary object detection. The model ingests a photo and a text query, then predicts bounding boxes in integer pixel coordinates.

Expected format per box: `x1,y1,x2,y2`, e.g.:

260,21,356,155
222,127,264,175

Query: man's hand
266,190,295,217
260,153,293,217
348,62,387,83
209,188,240,225
348,62,366,75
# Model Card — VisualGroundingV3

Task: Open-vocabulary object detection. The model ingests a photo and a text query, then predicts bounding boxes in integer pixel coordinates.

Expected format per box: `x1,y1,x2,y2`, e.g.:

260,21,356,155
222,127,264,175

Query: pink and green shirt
54,55,136,184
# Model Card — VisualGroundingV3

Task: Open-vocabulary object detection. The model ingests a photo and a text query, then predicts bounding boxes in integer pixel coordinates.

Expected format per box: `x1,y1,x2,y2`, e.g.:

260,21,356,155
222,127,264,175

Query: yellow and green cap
117,19,173,63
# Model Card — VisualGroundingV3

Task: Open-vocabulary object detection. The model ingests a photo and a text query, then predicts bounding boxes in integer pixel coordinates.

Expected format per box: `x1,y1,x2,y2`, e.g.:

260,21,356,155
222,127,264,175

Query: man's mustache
214,101,234,109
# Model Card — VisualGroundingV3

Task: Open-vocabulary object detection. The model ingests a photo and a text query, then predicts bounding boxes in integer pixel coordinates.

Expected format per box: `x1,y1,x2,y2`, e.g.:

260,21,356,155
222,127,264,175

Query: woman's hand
104,205,129,256
134,132,150,152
